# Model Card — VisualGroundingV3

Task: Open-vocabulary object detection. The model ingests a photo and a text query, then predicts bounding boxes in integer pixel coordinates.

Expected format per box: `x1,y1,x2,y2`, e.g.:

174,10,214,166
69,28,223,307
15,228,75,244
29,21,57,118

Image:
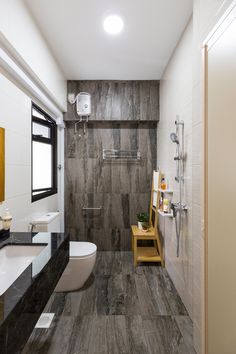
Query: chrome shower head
170,132,179,144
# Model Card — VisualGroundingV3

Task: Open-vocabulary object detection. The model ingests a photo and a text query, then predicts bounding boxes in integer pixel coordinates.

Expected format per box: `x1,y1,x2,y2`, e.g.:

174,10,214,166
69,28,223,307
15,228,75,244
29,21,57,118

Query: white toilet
55,241,97,292
30,213,97,292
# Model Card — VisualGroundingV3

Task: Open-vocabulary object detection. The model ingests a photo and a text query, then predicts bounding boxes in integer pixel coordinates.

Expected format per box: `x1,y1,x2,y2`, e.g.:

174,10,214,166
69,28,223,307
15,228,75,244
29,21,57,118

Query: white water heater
76,92,91,116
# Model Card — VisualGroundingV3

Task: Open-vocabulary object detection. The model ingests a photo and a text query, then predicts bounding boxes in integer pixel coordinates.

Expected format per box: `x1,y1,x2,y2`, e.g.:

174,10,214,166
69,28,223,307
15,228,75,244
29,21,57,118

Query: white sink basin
0,245,46,295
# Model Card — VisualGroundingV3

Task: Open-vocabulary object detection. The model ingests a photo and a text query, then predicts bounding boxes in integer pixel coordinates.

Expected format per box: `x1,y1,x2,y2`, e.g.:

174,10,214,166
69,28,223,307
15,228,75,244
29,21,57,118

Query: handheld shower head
170,132,179,144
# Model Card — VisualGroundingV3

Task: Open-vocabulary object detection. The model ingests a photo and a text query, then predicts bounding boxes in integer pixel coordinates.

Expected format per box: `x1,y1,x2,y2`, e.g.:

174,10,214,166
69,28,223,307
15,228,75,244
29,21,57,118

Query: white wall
157,19,193,319
159,1,235,353
192,0,234,353
158,0,232,354
0,0,66,109
0,0,65,232
0,71,59,231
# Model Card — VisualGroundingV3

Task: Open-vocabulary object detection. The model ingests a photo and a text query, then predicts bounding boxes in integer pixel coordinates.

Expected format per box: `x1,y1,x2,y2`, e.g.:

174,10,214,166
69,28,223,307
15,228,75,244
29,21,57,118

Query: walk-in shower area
64,80,158,251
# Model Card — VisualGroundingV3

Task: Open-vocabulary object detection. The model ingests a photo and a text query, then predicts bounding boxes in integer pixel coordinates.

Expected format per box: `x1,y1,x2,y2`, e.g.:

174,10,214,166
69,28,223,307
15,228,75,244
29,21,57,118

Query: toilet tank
31,212,61,232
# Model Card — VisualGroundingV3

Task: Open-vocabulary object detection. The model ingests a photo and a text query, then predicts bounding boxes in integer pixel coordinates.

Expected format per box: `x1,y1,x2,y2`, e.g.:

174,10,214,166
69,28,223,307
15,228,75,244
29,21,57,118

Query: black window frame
31,103,57,202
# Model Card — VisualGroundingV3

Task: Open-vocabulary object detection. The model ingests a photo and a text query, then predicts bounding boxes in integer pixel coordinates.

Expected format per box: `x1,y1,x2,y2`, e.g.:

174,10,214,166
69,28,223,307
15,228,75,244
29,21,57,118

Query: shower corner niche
157,189,174,218
158,209,173,218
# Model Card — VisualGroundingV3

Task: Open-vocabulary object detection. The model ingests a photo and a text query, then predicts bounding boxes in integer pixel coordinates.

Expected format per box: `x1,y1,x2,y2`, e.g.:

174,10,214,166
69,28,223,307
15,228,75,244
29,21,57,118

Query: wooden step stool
131,170,164,267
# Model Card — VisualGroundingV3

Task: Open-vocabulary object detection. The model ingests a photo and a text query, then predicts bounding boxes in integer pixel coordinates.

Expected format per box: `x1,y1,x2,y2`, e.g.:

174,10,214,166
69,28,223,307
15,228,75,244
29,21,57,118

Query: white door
205,6,236,354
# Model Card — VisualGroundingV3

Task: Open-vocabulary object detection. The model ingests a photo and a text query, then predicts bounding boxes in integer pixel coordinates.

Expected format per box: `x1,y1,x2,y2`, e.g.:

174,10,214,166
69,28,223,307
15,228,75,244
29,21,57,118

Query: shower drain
35,313,55,328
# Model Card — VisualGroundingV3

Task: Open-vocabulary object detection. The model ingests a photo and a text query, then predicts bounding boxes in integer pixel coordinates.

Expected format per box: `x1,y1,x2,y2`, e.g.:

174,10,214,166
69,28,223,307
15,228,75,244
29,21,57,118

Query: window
32,103,57,202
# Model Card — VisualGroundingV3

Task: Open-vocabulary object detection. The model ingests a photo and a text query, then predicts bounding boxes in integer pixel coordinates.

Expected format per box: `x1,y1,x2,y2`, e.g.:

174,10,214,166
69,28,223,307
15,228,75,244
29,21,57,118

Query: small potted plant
137,212,149,232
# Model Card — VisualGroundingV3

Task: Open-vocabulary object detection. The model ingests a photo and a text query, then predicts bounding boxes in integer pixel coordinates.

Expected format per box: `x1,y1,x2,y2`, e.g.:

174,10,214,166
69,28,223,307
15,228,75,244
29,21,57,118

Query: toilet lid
70,242,97,257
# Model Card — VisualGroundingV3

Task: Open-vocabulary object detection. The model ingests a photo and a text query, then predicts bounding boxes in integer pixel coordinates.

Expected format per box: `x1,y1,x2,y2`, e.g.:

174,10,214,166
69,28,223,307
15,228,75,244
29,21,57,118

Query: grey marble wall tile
64,80,159,121
93,229,112,251
111,123,121,148
111,163,140,194
65,119,157,250
111,228,121,251
121,229,132,251
120,82,135,121
110,194,125,228
129,193,150,224
140,81,159,121
111,82,122,120
120,123,139,150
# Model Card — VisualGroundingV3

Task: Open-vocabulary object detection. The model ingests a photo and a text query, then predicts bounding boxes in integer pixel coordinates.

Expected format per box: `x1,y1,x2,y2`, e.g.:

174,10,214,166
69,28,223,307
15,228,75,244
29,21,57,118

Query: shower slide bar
103,149,141,161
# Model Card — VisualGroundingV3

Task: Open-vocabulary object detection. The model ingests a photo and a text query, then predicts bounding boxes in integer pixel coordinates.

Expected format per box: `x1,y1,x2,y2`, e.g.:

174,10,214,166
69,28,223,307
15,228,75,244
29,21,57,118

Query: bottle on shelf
163,199,170,213
161,175,167,190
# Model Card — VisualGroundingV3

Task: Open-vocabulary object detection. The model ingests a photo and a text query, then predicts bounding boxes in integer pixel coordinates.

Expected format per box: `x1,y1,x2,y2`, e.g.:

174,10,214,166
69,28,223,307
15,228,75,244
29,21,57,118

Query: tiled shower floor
23,252,196,354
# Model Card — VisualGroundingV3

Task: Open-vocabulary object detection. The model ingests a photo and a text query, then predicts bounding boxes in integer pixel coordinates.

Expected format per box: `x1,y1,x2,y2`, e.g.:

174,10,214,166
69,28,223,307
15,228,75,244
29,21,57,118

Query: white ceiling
24,0,192,80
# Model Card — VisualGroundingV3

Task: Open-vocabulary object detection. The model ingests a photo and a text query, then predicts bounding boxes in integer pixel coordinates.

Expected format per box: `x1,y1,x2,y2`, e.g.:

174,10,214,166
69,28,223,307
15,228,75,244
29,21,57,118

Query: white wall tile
158,20,194,325
0,72,59,231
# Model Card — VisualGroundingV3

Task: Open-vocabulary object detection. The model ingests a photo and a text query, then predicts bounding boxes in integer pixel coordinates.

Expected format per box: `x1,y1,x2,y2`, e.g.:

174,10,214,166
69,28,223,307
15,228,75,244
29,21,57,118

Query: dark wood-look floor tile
87,316,107,354
95,275,110,315
121,251,134,274
94,252,122,275
134,274,160,316
107,274,125,315
143,316,183,354
22,327,52,354
121,252,143,275
106,316,129,354
23,252,196,354
125,316,149,354
123,274,140,315
159,268,188,315
67,316,93,354
78,277,96,316
61,291,83,317
109,252,122,275
175,316,196,354
145,271,172,315
43,292,67,317
23,316,75,354
46,316,75,354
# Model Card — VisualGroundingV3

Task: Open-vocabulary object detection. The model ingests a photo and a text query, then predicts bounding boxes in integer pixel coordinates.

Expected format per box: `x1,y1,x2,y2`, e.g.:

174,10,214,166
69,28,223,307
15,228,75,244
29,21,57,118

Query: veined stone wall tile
65,81,158,250
65,81,159,122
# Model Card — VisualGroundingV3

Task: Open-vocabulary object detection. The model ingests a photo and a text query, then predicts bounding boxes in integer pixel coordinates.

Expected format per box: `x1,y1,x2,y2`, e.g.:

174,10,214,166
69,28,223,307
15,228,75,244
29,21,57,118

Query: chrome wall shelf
102,149,141,161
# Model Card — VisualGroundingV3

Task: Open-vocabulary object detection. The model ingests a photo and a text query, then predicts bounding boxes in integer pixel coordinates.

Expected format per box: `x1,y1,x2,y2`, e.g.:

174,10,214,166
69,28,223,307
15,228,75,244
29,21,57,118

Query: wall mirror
0,127,5,202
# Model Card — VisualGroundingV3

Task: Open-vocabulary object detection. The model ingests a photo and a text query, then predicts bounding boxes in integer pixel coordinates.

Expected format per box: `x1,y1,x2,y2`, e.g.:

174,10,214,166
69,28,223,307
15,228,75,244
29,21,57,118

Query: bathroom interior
1,0,236,353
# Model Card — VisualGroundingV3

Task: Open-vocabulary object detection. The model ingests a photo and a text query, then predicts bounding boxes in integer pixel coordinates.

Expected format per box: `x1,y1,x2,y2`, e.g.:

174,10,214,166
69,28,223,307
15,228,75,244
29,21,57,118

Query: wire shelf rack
102,149,141,161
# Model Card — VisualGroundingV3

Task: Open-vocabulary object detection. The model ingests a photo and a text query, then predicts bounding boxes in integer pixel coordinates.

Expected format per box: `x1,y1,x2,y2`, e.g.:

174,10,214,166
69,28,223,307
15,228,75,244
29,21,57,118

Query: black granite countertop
0,232,69,354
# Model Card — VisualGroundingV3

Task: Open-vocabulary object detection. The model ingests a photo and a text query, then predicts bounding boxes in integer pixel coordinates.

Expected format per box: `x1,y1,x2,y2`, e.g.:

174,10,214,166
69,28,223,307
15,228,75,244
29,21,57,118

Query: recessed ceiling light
103,15,124,35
